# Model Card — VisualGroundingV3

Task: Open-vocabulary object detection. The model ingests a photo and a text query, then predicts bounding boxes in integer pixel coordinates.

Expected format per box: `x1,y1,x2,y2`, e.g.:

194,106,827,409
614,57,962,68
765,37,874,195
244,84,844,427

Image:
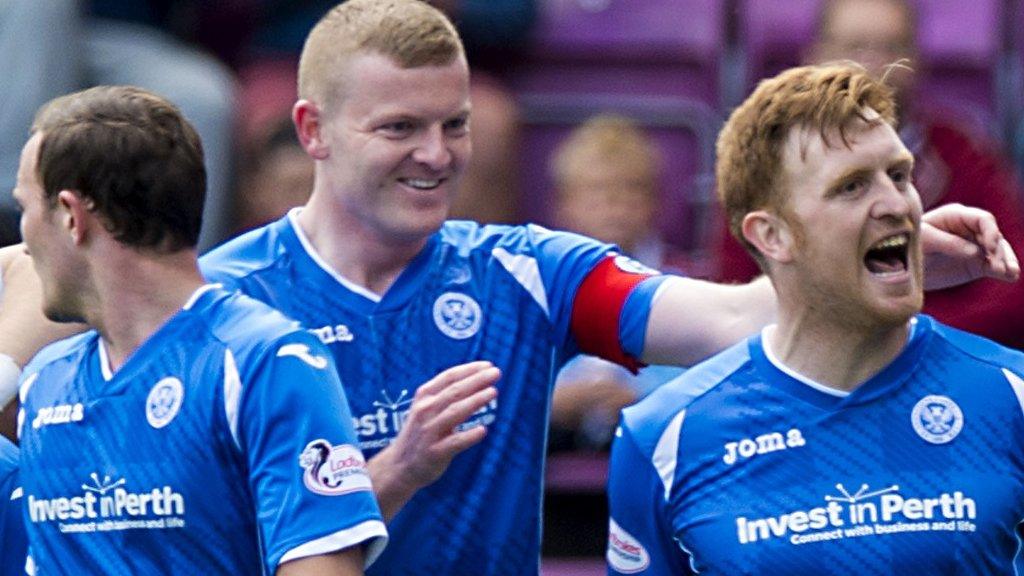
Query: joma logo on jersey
32,403,84,429
277,343,328,369
723,428,805,465
309,324,354,345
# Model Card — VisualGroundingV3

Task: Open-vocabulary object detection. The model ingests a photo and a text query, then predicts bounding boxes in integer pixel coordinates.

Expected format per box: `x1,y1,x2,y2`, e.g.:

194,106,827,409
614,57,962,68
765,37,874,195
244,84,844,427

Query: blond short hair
551,114,659,192
298,0,465,108
716,62,897,266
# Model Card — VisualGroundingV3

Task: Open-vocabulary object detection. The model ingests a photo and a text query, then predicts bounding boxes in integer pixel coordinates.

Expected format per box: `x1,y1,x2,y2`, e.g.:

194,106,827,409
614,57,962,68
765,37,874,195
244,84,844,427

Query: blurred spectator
231,0,534,225
715,0,1024,350
548,115,684,451
0,0,237,250
231,118,313,235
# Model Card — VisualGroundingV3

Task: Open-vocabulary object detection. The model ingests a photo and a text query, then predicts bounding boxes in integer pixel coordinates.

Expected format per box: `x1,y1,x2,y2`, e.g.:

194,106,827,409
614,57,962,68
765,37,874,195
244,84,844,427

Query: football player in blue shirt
13,86,385,574
200,1,1018,574
607,62,1024,574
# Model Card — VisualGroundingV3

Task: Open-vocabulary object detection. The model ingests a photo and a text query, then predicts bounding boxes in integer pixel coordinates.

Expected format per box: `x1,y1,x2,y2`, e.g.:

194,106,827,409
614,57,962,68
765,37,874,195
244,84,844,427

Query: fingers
432,421,488,457
988,238,1021,282
415,360,496,397
387,363,500,489
428,382,498,435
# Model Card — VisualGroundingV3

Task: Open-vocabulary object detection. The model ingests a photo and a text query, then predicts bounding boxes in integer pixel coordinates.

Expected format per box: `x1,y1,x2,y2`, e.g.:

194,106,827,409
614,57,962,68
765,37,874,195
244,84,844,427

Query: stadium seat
510,0,726,105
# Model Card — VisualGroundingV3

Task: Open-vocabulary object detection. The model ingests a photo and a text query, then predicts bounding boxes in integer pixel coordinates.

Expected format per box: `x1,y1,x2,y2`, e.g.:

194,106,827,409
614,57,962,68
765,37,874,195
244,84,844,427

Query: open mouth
399,178,444,191
864,233,909,275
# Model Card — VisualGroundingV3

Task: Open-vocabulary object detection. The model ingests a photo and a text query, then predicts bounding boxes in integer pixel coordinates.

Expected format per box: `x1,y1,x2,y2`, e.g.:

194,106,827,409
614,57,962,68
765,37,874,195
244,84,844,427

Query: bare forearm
642,276,777,366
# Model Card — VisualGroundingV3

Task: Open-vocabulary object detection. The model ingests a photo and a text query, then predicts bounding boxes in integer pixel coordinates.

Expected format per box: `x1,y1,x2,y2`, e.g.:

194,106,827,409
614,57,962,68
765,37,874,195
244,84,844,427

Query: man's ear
55,190,92,246
742,210,796,265
293,100,330,160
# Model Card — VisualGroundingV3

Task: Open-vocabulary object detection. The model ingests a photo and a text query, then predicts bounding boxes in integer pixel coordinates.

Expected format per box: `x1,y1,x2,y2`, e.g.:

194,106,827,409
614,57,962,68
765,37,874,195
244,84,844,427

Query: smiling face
772,115,924,329
313,51,472,244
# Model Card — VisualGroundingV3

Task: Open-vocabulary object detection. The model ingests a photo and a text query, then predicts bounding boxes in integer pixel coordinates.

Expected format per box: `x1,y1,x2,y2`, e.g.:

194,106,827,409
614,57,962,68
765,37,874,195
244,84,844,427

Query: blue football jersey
201,213,630,574
0,436,26,576
18,285,385,574
608,316,1024,575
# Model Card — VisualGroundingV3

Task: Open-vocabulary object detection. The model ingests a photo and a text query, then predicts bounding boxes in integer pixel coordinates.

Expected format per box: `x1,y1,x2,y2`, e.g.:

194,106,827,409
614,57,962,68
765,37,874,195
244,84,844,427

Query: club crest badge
911,394,963,444
146,377,184,429
299,440,373,495
613,254,659,276
432,292,482,340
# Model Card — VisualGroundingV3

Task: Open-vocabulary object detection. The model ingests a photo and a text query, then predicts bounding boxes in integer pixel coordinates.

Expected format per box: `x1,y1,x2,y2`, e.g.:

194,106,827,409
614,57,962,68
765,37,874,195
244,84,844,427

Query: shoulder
622,338,753,458
200,217,290,286
440,220,611,258
194,284,307,350
925,315,1024,375
22,331,96,384
190,286,315,368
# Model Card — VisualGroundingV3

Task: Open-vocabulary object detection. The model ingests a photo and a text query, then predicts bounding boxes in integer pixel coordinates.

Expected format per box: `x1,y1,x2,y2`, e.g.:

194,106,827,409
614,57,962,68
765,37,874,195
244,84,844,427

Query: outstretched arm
367,361,500,522
642,276,775,367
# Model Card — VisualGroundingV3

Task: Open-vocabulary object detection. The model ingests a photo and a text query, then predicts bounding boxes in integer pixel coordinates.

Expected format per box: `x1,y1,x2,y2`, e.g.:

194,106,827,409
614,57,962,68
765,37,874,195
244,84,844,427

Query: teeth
872,234,909,250
402,178,441,190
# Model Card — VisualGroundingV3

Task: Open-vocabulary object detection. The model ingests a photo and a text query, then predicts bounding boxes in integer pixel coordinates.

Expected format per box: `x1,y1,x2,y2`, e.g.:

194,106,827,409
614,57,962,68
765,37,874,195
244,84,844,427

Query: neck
767,308,912,393
296,193,432,296
86,245,205,372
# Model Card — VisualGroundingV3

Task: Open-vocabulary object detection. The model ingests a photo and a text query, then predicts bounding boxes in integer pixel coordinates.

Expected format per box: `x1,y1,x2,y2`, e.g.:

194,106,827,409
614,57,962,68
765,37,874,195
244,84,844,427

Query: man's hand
920,203,1020,290
367,361,500,521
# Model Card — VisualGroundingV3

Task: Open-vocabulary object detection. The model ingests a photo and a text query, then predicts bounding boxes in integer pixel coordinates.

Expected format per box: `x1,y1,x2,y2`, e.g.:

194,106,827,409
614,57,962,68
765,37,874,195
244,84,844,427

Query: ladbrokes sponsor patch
299,440,373,495
607,518,650,573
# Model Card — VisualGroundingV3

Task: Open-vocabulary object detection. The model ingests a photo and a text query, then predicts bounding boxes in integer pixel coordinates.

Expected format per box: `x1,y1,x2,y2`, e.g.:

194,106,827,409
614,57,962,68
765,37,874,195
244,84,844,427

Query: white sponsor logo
309,323,354,344
911,395,963,444
612,254,659,275
352,389,497,451
723,428,805,465
607,518,650,573
736,483,977,546
277,343,329,369
299,440,373,495
146,378,184,429
432,292,482,340
32,403,84,429
27,473,187,534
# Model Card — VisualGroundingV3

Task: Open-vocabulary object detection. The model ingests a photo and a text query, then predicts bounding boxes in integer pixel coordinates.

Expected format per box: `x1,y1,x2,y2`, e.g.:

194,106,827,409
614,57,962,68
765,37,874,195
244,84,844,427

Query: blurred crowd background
3,0,1024,573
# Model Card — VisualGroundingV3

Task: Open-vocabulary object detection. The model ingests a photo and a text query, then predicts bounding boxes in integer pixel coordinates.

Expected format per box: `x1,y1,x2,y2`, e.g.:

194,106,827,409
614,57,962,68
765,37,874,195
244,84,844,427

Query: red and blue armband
569,255,670,374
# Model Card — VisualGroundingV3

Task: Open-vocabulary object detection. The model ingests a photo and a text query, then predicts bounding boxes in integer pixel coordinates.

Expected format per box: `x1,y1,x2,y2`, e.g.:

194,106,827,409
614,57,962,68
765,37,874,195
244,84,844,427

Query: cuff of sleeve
278,519,389,569
620,276,676,359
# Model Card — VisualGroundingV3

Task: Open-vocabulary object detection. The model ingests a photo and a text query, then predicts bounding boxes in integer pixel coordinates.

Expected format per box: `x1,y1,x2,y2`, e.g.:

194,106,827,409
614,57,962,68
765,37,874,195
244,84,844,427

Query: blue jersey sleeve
0,438,26,576
606,423,692,575
234,332,386,572
523,225,612,345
